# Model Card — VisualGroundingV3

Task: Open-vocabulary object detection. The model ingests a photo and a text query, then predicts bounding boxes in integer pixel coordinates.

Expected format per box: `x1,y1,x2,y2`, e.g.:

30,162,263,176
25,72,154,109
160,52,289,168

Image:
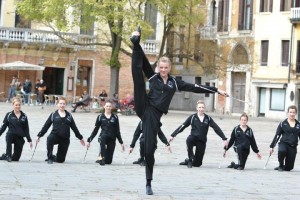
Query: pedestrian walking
6,76,17,102
169,100,227,168
130,27,228,195
226,113,261,170
86,101,125,165
36,96,85,164
270,105,300,171
0,97,32,162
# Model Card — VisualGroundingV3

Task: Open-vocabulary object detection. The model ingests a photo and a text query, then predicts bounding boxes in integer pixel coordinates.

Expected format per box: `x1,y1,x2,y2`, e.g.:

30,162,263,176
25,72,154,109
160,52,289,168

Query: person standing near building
129,121,171,166
87,101,125,165
169,100,227,168
37,79,46,105
226,113,261,170
22,78,32,105
130,28,228,195
269,105,300,171
14,78,22,95
6,76,17,103
36,96,85,164
0,97,32,162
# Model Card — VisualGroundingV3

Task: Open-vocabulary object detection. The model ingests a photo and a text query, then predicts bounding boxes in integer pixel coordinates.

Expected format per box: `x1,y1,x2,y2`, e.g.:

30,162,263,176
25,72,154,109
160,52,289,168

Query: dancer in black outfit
87,101,125,165
170,100,227,168
130,27,228,195
270,105,300,171
226,113,261,170
130,121,171,166
0,97,32,162
37,97,85,164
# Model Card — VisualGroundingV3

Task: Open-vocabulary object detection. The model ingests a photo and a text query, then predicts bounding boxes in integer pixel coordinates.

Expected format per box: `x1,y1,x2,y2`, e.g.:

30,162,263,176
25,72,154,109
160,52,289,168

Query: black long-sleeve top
0,111,32,142
87,113,123,144
148,74,218,114
171,113,227,142
130,121,169,148
270,119,300,148
37,110,83,140
226,125,259,153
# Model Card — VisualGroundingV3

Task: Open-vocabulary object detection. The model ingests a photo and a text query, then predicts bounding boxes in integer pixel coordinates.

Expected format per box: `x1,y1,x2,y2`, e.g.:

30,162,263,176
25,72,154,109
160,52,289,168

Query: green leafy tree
16,0,206,95
16,0,153,96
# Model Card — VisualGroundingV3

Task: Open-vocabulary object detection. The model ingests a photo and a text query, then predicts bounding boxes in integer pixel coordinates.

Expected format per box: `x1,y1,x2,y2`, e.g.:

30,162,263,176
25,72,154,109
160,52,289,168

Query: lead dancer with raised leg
130,27,228,195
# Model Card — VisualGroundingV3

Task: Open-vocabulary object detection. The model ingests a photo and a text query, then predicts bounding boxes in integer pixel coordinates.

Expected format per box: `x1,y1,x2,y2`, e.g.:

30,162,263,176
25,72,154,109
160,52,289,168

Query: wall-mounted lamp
290,91,295,101
70,60,77,71
39,57,45,66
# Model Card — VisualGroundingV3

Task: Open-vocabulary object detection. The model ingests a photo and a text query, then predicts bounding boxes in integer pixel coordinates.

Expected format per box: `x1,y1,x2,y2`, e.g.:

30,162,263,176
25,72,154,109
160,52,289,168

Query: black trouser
139,137,145,160
278,142,297,171
186,135,206,167
73,101,85,111
98,134,116,164
6,133,25,161
47,134,70,163
132,44,161,180
234,145,250,168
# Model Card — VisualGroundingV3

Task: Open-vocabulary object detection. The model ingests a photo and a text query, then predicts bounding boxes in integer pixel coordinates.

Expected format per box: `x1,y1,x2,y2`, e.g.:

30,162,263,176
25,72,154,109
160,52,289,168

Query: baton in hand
218,150,227,169
122,152,131,165
264,153,272,169
82,147,89,163
29,141,38,162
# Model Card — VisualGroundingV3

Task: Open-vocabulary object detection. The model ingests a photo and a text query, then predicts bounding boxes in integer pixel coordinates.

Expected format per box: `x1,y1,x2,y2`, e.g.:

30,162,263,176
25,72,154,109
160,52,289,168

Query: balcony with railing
0,27,97,50
142,39,160,55
291,8,300,23
197,26,217,40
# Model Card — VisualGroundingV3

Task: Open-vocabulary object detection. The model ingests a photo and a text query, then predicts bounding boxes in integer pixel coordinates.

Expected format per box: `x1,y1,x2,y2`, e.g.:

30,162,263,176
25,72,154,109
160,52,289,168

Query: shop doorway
43,67,64,95
76,60,92,96
231,72,246,113
258,87,266,116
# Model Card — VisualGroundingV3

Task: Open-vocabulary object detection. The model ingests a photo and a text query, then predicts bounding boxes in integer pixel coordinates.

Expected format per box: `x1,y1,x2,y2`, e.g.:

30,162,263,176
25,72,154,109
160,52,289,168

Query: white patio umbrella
0,61,45,77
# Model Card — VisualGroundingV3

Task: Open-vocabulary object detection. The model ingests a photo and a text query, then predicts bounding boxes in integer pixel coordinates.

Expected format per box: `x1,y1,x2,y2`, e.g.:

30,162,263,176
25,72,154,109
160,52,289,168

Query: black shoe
130,26,141,44
48,159,53,164
187,161,193,168
0,153,6,160
133,158,143,164
99,159,105,166
237,166,244,170
277,166,284,171
6,156,12,162
227,161,235,168
95,160,101,163
274,166,284,171
140,160,145,166
179,158,189,165
146,185,153,195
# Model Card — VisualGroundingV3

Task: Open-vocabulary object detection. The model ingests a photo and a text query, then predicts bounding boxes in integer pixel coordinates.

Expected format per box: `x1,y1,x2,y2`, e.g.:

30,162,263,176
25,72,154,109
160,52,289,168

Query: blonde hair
12,97,21,105
58,96,66,103
196,100,205,106
157,56,172,68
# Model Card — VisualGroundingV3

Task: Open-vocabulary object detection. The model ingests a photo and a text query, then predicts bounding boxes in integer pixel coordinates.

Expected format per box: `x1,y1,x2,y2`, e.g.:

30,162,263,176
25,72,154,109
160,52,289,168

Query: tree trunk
109,66,120,98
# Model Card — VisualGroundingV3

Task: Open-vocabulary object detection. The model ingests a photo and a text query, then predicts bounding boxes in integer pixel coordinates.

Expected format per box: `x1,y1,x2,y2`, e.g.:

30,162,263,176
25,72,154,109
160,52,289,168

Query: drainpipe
288,23,294,83
289,0,296,83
